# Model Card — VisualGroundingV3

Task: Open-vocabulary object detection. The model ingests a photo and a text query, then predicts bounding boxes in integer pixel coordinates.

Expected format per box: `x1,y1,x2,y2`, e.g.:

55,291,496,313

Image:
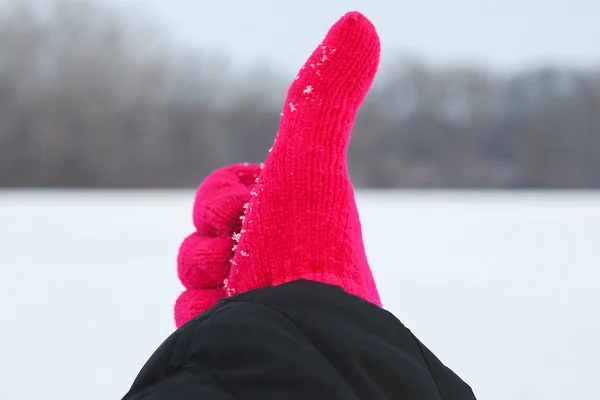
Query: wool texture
175,163,261,328
226,12,381,306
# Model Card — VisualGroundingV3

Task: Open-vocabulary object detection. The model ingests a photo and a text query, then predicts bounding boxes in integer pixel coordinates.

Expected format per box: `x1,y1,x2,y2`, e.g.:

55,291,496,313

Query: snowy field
1,190,598,400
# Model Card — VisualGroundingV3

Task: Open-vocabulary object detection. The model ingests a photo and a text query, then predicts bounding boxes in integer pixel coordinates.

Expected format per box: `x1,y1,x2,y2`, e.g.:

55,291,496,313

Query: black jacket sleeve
122,280,476,400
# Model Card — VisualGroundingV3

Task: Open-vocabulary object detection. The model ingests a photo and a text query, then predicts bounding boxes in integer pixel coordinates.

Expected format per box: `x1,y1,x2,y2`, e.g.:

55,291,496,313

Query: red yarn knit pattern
226,12,381,306
174,163,261,328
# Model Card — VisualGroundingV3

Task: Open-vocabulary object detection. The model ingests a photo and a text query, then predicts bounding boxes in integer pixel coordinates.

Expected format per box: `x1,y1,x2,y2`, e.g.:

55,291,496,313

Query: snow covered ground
1,190,598,400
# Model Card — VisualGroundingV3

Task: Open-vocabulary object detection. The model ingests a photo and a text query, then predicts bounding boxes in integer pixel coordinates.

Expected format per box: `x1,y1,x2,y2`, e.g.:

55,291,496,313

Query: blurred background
1,1,599,400
1,0,599,188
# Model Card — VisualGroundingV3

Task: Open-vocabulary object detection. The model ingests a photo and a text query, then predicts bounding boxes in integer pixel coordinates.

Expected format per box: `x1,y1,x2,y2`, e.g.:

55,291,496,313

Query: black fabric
123,279,476,400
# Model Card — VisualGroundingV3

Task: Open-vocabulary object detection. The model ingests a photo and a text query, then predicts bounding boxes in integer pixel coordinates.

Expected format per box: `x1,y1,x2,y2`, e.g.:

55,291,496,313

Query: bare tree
1,0,599,188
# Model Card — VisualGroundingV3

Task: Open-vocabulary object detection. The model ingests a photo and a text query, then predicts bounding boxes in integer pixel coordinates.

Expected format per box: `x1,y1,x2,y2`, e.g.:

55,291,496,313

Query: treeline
1,0,599,188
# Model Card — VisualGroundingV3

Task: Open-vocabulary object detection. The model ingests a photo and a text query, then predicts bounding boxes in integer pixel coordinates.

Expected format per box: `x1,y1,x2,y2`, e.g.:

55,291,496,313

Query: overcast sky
109,0,598,75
